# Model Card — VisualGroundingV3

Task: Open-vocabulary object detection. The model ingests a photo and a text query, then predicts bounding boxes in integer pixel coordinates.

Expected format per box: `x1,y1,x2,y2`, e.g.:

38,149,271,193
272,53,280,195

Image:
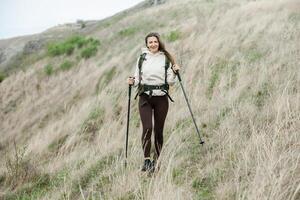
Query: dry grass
0,0,299,199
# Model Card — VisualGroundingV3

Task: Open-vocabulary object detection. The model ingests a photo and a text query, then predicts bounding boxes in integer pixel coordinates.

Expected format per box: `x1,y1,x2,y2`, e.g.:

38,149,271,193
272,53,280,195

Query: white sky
0,0,144,39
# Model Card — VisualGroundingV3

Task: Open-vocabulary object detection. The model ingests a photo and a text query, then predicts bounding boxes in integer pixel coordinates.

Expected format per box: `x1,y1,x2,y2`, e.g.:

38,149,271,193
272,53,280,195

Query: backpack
134,53,174,102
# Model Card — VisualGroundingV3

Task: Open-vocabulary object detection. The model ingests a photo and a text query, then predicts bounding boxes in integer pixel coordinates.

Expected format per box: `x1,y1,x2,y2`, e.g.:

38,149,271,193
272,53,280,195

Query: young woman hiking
127,32,180,172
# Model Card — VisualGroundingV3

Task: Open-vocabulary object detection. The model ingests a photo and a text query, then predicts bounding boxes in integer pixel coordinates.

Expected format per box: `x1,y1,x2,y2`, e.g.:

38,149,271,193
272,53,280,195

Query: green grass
47,43,67,57
118,27,137,37
69,155,115,198
192,177,214,200
174,118,193,130
3,174,51,200
81,45,98,59
48,135,69,153
172,168,185,185
44,64,54,76
117,191,136,200
252,82,271,108
60,60,73,71
225,61,239,89
0,71,7,82
205,58,240,99
47,35,83,56
47,35,100,58
242,45,264,63
3,168,73,200
166,30,181,42
81,106,105,141
209,106,232,129
289,12,300,23
206,59,228,99
0,174,5,186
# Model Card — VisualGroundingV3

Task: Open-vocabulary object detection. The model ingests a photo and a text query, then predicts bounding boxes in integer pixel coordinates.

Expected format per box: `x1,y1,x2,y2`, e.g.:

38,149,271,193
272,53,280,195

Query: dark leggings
139,93,169,159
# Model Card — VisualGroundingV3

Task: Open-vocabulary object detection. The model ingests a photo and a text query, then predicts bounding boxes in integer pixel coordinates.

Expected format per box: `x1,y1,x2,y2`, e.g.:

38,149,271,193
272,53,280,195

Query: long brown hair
145,32,175,65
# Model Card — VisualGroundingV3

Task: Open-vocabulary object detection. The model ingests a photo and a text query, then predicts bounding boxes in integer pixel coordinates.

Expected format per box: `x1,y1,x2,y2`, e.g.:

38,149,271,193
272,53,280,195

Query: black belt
134,84,174,102
144,84,169,91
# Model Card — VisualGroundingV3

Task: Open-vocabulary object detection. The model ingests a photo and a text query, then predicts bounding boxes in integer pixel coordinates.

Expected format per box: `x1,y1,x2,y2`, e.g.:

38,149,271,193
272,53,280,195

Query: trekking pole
125,84,132,168
176,71,205,145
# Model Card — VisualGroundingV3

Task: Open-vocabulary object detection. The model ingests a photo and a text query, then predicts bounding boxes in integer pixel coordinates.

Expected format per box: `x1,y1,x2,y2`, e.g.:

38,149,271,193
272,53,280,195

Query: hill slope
0,0,299,199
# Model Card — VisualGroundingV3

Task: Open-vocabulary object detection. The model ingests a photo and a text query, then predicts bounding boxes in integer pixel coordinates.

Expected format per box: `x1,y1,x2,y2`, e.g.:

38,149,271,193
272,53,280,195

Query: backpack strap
163,56,174,102
134,53,174,102
134,53,147,99
138,53,147,87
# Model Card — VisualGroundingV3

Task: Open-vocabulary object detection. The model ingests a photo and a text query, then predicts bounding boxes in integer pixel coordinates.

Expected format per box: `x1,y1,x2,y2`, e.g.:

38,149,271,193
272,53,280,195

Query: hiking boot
141,159,152,172
149,160,155,173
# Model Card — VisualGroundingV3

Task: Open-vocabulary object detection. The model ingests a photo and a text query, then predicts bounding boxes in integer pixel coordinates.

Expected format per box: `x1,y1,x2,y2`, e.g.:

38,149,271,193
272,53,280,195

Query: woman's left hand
172,64,180,73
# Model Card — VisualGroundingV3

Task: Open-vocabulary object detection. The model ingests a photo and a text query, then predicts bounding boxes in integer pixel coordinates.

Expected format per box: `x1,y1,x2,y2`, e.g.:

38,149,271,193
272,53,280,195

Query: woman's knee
142,128,152,139
154,134,163,143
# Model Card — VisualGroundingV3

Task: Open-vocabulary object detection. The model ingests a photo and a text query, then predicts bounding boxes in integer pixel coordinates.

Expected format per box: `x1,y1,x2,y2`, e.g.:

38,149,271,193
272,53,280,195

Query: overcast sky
0,0,144,39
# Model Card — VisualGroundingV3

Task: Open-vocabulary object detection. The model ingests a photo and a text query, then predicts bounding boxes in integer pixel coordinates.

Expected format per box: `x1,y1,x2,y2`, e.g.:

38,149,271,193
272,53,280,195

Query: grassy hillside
0,0,299,199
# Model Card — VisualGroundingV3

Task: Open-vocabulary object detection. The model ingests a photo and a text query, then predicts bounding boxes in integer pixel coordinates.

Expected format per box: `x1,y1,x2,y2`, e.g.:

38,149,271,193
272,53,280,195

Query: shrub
47,35,100,60
87,37,100,46
77,19,86,29
4,142,38,188
119,27,137,37
60,60,73,71
47,43,65,56
66,35,88,48
77,38,89,48
44,64,54,76
64,43,75,55
0,72,6,82
167,30,181,42
81,45,98,59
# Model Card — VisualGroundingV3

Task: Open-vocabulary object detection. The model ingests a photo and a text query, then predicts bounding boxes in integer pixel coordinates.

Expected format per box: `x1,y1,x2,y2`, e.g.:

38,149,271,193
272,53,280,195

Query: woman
127,32,180,172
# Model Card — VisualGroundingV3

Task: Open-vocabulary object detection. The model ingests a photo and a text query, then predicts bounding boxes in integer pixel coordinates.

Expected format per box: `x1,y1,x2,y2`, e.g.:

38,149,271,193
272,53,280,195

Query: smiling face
146,36,159,54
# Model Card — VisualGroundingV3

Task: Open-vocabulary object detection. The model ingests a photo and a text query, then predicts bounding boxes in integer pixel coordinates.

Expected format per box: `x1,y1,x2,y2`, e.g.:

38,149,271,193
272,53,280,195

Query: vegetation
47,35,100,58
95,66,117,93
60,60,73,71
118,27,137,37
44,64,54,76
0,71,6,82
0,0,299,199
166,30,181,42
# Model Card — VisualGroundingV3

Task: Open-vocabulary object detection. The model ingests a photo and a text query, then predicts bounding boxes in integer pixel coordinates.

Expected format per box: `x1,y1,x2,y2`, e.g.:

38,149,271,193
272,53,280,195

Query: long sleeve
133,57,140,87
132,49,177,96
167,62,177,86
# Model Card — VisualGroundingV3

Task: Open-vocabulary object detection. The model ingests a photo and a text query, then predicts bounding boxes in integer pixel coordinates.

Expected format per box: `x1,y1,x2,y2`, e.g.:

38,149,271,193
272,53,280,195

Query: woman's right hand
127,77,135,85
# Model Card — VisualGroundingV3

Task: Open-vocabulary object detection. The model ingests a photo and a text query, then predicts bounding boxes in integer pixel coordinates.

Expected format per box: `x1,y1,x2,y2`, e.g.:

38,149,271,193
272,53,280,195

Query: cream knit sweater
133,48,177,96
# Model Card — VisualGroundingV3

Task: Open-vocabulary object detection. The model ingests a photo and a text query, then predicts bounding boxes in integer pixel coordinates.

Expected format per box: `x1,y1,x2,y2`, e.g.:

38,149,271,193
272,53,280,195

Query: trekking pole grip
128,84,132,97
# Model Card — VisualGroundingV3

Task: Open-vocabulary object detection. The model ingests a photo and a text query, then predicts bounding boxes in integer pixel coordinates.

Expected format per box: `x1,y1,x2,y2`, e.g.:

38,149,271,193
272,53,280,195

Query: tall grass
0,0,299,199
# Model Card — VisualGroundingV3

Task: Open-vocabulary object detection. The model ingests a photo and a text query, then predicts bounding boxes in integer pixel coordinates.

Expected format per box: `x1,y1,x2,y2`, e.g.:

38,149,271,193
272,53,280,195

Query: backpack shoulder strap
138,53,146,86
134,53,147,100
138,53,147,70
